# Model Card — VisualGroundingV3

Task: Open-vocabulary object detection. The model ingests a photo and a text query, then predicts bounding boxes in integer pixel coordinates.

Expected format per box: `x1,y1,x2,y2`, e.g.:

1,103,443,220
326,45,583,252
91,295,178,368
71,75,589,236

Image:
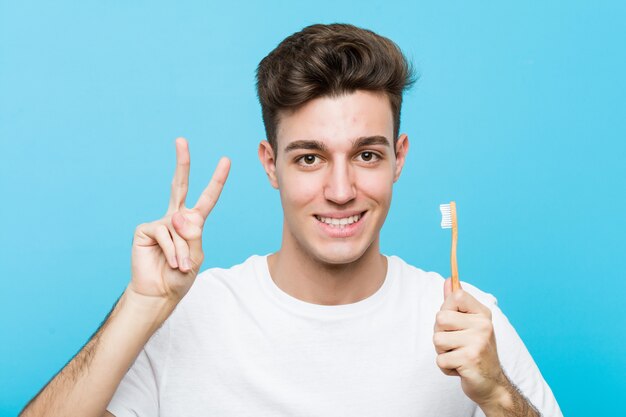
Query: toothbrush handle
451,224,460,291
450,202,460,291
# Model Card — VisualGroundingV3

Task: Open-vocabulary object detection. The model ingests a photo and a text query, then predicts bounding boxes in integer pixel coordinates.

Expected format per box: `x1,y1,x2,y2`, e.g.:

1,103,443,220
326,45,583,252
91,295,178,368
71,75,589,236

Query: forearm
480,375,541,417
21,289,175,417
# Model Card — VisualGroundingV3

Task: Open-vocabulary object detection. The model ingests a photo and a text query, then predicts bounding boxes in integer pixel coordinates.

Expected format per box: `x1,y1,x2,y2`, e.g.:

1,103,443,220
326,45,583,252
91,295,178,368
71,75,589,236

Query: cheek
279,172,323,208
357,170,394,204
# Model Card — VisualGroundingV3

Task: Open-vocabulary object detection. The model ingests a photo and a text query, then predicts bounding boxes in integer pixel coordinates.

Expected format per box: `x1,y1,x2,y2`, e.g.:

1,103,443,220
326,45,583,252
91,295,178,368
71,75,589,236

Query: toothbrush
440,202,460,291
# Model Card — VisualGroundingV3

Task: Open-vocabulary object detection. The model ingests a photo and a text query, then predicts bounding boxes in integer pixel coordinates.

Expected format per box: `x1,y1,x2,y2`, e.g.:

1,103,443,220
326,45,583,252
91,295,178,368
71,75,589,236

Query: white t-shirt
107,255,562,416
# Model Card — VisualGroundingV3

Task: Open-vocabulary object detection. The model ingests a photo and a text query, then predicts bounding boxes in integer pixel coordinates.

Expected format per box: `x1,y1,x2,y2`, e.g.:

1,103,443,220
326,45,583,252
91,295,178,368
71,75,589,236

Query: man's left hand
433,278,508,408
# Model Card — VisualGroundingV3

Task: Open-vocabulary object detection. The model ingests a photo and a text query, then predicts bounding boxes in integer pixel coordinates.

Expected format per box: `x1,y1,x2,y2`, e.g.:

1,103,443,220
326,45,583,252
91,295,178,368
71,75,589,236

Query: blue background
1,1,624,415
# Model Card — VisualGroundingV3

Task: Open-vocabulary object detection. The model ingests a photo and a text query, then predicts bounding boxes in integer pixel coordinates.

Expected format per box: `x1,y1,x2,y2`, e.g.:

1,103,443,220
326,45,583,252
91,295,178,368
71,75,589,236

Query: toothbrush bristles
440,203,452,229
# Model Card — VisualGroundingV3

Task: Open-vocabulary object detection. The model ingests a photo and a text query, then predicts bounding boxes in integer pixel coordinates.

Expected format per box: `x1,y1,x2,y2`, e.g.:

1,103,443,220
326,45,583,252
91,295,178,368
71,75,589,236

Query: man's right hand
20,138,230,417
130,137,230,304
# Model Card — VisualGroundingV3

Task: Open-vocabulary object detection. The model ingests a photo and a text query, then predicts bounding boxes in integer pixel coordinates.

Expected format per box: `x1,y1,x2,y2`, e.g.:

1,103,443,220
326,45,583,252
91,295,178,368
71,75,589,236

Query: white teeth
315,214,362,228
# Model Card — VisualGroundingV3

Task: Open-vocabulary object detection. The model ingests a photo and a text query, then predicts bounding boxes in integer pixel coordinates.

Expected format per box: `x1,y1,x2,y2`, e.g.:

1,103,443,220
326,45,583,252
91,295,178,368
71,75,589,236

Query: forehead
276,90,394,151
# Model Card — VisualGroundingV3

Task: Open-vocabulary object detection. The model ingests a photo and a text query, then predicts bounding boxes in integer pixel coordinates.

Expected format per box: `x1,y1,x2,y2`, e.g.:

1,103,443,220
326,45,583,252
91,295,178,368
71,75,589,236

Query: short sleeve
479,293,563,417
106,320,170,417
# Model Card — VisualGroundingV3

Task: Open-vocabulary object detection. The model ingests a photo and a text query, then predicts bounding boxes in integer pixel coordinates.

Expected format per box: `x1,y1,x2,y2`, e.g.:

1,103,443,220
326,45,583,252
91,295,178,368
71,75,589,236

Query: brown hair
256,23,416,152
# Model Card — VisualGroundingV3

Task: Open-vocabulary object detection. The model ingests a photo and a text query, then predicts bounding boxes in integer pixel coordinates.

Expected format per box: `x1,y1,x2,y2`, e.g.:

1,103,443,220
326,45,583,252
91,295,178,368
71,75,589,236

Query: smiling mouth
314,211,366,228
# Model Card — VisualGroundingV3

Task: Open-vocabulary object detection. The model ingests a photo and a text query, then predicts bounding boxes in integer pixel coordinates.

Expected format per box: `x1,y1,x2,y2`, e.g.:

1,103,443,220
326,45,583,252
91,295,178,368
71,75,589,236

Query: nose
323,160,356,205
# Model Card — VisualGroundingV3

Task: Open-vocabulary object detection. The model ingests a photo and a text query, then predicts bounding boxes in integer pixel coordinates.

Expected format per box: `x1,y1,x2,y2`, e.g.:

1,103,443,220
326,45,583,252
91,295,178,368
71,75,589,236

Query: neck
267,231,387,306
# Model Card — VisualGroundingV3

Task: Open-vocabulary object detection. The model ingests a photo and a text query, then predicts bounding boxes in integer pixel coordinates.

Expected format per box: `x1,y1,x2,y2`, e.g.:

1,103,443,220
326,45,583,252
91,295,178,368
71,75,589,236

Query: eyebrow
284,140,328,153
352,135,391,148
283,136,390,153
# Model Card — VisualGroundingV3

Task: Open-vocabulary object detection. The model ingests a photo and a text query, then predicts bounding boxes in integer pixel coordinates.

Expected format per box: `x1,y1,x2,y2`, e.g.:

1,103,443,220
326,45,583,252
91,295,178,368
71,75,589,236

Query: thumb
171,211,203,256
443,277,453,300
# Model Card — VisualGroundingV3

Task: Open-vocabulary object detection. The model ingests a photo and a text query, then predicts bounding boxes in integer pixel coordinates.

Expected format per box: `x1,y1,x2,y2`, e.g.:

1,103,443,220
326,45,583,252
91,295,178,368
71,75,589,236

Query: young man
22,24,562,416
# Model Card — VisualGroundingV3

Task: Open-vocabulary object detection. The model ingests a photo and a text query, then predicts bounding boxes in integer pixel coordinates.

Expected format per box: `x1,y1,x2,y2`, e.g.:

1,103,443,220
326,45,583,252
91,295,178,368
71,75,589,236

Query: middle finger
168,137,191,212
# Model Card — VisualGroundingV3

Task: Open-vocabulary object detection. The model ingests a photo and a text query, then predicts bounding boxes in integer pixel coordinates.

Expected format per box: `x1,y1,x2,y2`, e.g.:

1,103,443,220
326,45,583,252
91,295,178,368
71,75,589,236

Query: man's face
259,90,409,265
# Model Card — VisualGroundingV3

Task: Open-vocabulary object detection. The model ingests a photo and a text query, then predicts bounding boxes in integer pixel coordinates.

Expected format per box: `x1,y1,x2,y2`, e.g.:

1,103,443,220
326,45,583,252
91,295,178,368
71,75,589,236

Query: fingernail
183,257,191,270
171,257,178,268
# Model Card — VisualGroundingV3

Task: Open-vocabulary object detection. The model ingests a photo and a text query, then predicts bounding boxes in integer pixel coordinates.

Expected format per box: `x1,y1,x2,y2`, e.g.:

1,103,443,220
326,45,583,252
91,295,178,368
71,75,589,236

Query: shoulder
199,254,264,287
175,254,267,311
388,255,498,309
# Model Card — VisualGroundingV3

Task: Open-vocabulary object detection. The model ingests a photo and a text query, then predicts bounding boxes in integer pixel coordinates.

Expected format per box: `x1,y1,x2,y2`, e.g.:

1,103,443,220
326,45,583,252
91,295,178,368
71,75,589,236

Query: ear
258,140,279,189
393,134,409,183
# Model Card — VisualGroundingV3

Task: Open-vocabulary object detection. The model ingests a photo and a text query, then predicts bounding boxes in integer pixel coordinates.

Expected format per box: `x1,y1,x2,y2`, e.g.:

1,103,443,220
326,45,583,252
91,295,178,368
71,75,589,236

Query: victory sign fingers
166,138,231,270
130,138,230,301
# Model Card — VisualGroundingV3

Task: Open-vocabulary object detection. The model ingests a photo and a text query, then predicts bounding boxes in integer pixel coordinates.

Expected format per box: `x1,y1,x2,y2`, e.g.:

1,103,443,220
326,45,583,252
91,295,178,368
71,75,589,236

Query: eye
296,154,322,167
356,151,381,163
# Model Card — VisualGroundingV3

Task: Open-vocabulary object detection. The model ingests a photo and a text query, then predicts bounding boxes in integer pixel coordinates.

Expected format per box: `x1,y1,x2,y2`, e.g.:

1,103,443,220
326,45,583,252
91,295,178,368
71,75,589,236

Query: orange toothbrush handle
450,202,460,291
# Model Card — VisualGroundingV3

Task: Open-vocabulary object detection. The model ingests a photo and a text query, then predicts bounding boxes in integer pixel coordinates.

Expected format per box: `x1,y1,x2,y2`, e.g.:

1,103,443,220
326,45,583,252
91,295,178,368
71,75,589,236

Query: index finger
193,157,231,219
168,138,191,212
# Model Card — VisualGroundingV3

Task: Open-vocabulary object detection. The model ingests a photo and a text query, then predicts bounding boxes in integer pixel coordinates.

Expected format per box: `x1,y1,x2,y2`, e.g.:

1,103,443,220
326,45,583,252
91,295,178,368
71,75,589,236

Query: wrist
477,373,514,416
118,287,178,333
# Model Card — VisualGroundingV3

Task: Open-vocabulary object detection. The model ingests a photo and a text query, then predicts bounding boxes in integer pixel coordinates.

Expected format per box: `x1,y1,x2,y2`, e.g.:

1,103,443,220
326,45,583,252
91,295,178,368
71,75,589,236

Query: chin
307,241,372,266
